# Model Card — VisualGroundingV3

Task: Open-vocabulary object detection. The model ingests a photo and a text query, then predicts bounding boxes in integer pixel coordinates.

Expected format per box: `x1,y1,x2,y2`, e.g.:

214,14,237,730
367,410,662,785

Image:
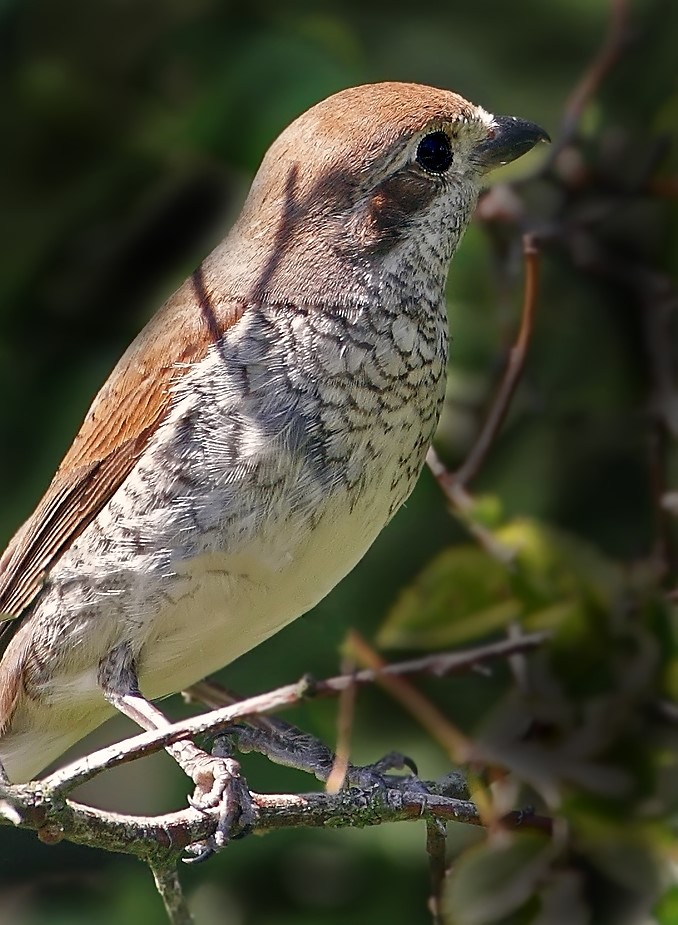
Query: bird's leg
217,718,336,781
98,644,256,861
215,714,423,796
189,679,426,797
189,679,423,792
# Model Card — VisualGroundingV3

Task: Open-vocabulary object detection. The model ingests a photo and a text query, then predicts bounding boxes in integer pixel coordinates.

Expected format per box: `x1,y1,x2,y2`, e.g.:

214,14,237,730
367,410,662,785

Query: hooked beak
475,116,550,170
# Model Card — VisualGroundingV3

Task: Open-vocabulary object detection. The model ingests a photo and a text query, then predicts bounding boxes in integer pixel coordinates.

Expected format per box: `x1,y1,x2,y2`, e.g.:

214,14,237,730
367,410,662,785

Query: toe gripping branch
211,716,433,819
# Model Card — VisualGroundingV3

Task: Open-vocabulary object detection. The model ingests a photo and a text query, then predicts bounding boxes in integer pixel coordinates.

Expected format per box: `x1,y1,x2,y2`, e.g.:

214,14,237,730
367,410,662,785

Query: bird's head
217,82,549,305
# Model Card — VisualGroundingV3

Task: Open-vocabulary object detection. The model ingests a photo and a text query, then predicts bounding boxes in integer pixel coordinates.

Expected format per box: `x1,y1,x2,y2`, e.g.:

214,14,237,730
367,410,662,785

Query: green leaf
496,519,623,613
377,545,518,649
378,518,623,650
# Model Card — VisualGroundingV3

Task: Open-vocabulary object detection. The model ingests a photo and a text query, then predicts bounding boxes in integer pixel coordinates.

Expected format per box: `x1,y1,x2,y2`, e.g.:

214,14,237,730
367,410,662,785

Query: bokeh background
0,1,676,923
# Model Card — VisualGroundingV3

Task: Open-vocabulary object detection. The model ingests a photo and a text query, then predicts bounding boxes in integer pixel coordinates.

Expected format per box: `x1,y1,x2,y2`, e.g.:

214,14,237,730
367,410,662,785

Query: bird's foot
180,746,257,863
217,722,429,805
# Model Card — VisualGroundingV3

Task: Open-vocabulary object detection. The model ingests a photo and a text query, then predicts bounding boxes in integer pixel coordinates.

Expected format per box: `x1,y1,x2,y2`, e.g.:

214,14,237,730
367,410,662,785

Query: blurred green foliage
0,0,676,923
378,519,626,648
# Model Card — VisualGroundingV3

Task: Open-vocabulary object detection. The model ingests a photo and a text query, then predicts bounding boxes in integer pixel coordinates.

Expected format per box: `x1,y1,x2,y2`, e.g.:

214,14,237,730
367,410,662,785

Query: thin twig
454,233,540,488
326,644,357,794
425,234,541,568
40,632,548,794
549,0,630,161
426,449,517,565
505,621,530,693
347,631,472,763
426,818,448,925
151,864,194,925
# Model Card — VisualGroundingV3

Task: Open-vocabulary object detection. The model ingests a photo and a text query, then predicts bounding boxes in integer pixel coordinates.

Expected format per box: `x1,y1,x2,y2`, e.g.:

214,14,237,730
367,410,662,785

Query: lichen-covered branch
0,769,550,865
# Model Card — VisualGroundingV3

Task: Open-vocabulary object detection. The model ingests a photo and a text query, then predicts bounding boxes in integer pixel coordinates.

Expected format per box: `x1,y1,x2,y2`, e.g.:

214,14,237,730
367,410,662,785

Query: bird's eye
416,131,453,174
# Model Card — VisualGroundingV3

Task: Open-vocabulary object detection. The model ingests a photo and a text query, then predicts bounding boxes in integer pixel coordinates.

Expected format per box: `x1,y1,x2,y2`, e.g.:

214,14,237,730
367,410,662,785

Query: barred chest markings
28,291,448,703
156,293,448,548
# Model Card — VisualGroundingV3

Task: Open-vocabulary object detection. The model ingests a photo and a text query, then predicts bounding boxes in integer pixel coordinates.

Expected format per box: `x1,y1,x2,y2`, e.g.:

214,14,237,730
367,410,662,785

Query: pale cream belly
0,483,393,782
139,488,387,699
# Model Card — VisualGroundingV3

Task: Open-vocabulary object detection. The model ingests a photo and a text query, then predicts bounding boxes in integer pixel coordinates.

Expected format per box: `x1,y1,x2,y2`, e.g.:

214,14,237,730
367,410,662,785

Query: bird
0,82,547,811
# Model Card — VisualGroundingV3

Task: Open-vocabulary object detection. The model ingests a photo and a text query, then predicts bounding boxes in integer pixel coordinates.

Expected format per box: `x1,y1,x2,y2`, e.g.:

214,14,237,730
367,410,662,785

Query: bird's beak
475,116,550,171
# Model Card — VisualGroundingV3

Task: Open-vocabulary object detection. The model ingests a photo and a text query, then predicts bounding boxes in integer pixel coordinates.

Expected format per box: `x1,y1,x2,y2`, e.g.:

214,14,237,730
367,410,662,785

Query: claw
183,843,216,865
402,755,419,776
346,750,424,794
181,752,257,862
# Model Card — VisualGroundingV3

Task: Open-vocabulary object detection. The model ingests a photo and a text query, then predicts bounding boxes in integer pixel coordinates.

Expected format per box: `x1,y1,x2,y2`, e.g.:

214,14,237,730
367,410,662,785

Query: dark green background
0,1,675,923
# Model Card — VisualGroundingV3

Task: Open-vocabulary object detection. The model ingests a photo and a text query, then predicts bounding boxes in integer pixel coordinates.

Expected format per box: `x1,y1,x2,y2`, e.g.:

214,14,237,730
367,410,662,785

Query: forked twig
426,234,541,567
454,233,540,488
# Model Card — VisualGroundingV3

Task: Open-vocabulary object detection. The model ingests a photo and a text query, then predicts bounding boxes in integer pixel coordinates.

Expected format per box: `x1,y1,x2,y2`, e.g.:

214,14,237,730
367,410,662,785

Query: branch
325,650,358,794
0,632,552,913
426,234,541,566
454,233,540,488
549,0,631,161
37,632,548,795
0,769,552,860
347,630,473,763
151,864,194,925
425,452,518,565
426,818,448,925
0,634,550,869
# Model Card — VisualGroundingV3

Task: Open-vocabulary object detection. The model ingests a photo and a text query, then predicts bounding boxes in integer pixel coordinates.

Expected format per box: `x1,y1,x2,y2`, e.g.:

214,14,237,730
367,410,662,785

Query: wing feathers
0,269,246,630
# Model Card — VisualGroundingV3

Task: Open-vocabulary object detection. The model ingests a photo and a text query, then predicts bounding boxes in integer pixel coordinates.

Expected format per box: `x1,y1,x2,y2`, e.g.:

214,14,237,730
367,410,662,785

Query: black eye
416,131,453,174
